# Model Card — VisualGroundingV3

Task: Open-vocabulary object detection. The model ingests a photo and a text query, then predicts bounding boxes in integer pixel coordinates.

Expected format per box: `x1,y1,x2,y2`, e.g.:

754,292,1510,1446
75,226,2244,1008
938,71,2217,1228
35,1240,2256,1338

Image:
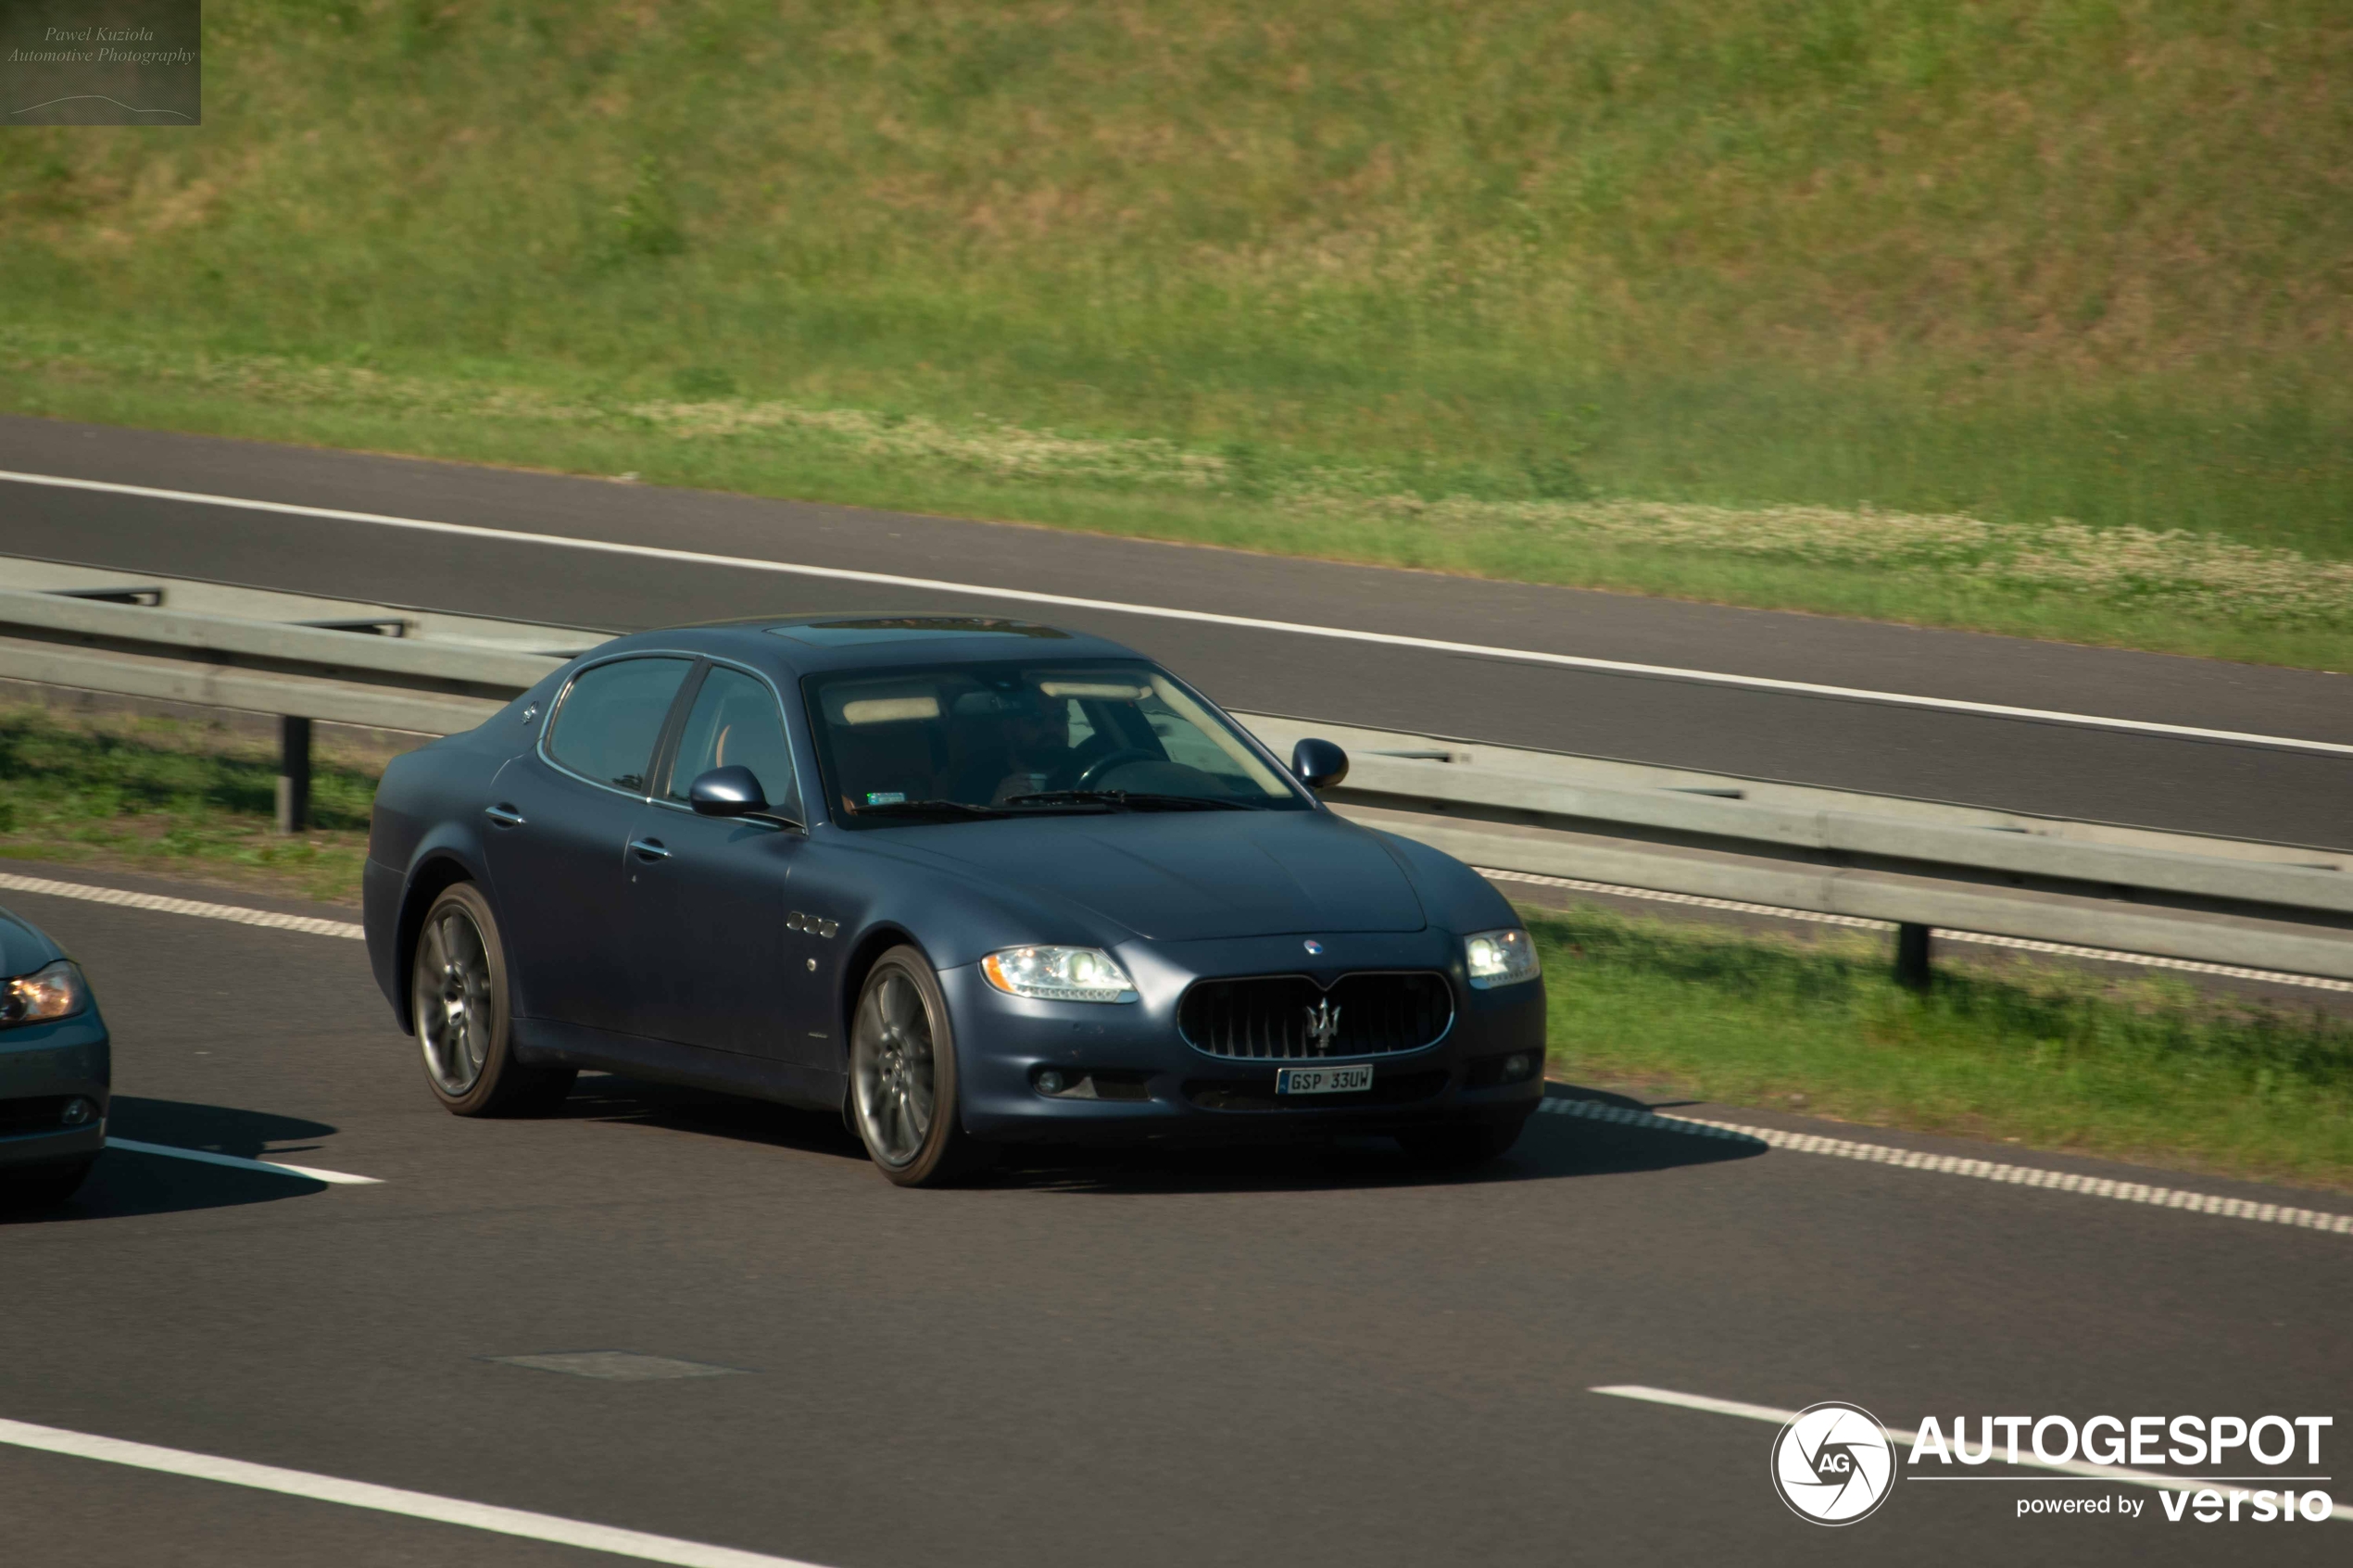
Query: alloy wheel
854,969,937,1167
416,906,494,1096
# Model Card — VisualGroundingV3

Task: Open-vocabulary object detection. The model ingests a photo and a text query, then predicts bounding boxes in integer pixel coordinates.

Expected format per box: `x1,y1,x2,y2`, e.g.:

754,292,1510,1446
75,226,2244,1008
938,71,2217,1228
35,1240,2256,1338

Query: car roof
593,614,1143,674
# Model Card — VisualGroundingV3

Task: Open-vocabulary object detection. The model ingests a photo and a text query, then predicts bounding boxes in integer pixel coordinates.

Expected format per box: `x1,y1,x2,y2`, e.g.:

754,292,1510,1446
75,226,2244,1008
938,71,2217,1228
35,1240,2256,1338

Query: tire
412,883,575,1117
1,1158,94,1210
849,946,990,1187
1397,1113,1529,1170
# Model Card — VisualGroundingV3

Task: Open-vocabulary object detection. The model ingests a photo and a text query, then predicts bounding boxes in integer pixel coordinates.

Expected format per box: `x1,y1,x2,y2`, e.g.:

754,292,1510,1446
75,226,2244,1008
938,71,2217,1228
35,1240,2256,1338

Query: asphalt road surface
4,417,2348,848
5,871,2348,1566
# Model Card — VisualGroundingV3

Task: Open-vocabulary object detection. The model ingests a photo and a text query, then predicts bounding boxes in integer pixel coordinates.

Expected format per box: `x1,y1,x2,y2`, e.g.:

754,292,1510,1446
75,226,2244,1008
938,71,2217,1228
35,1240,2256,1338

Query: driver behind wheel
950,688,1077,804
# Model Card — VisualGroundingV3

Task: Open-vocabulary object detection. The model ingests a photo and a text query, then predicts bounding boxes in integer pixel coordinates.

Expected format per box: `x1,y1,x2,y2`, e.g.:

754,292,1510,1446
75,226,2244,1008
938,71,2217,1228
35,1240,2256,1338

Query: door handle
484,804,525,827
628,836,672,860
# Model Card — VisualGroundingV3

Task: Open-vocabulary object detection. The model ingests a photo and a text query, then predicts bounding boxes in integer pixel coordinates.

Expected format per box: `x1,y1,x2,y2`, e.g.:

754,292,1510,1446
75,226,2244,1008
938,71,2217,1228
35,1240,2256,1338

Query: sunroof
767,617,1070,646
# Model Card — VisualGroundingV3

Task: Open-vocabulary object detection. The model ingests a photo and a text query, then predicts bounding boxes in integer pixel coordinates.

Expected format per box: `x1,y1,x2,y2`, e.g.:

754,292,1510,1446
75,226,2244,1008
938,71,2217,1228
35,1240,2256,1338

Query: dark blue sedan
363,616,1546,1185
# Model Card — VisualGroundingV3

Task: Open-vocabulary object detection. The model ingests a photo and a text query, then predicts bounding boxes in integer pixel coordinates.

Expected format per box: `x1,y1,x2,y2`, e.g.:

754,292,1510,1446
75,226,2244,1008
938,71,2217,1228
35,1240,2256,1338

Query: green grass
1529,907,2353,1192
0,706,379,903
3,1,2350,665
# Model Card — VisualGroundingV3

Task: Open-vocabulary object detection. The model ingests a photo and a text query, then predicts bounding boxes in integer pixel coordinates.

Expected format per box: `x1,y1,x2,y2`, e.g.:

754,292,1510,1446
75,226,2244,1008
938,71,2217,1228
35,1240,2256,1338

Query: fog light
1502,1054,1534,1083
1036,1069,1065,1095
59,1097,96,1126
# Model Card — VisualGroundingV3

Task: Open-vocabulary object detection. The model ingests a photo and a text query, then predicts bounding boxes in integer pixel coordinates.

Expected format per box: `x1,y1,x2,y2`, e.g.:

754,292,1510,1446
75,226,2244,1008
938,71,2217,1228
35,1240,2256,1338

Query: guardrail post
1894,922,1931,990
276,716,312,834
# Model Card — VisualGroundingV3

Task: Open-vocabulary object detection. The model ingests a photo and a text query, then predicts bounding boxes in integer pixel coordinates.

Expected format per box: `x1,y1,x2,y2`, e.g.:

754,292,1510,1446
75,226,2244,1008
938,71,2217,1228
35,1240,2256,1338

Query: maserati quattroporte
363,616,1545,1185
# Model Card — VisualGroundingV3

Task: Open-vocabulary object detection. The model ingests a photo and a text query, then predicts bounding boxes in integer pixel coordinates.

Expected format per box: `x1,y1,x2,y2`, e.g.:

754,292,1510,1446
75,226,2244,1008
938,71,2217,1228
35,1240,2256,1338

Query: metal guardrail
2,563,2348,984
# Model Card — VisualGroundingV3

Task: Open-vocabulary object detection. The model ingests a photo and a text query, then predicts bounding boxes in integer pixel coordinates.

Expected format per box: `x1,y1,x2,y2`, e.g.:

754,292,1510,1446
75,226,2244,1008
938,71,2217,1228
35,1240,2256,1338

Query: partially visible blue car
0,906,109,1206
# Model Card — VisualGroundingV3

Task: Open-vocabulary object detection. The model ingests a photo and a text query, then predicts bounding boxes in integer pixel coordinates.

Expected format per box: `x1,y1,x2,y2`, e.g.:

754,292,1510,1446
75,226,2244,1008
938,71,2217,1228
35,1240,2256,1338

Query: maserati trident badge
1302,939,1324,955
1302,997,1342,1054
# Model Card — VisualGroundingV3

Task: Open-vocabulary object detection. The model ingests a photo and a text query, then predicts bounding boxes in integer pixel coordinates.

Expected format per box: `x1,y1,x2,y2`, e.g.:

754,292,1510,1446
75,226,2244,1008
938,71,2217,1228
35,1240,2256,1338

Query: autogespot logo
1771,1402,1895,1525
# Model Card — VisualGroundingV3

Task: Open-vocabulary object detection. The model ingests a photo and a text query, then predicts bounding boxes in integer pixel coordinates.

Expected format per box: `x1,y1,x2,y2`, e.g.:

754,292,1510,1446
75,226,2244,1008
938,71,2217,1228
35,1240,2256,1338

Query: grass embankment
5,1,2350,667
0,705,378,903
3,709,2344,1188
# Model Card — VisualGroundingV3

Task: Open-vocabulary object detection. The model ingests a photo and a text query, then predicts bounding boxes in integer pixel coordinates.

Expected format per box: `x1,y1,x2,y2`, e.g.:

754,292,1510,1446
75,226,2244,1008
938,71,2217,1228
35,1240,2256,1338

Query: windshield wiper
851,798,1013,819
1001,789,1263,812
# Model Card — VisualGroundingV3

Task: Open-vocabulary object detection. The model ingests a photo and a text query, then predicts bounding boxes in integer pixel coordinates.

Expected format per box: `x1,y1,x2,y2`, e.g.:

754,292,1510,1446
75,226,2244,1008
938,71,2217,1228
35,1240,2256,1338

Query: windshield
803,659,1307,824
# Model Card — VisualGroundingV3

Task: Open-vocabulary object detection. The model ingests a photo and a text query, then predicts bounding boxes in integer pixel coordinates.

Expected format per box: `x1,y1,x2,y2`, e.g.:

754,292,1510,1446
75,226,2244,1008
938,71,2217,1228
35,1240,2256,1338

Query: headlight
1464,928,1540,989
981,947,1138,1003
0,960,90,1026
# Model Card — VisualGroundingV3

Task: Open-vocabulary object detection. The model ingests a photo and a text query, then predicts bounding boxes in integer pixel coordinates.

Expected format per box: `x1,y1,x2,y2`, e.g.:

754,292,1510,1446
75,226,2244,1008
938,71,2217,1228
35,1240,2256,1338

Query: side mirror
1289,738,1350,792
688,765,769,818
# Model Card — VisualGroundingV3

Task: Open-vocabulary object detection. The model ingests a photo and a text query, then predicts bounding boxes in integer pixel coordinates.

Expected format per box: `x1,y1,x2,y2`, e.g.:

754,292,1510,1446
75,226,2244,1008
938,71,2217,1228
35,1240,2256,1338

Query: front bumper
0,1010,110,1172
946,930,1545,1145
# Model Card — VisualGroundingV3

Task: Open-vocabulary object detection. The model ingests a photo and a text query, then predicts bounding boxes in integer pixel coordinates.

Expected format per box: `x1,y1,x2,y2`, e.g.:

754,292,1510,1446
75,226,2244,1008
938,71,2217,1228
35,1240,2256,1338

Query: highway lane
4,870,2347,1567
3,416,2349,848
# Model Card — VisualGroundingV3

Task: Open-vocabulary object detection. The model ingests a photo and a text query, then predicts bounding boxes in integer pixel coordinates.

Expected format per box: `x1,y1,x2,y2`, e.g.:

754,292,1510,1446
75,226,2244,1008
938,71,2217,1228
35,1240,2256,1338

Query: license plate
1276,1064,1374,1096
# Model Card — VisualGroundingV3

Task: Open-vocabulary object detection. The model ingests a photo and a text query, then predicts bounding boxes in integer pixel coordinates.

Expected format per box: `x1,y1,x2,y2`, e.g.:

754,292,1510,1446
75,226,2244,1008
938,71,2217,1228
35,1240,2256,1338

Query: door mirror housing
687,765,769,818
1289,738,1350,792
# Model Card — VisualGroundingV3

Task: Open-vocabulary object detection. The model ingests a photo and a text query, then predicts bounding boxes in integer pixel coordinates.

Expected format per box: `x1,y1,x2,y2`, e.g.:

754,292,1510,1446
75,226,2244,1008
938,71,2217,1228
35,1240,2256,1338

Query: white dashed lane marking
105,1137,382,1186
1539,1098,2353,1236
0,872,363,939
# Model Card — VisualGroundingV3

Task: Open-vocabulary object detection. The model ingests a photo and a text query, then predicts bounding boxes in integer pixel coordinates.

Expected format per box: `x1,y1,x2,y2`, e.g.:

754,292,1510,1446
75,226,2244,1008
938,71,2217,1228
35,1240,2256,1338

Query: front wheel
411,883,575,1117
849,947,988,1186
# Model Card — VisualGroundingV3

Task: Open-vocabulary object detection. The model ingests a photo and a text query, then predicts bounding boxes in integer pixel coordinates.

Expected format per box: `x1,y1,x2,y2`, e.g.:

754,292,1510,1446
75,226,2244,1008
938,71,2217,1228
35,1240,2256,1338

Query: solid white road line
0,871,364,939
1478,867,2353,993
6,467,2348,757
1536,1098,2353,1236
1591,1385,2353,1518
0,1415,837,1566
105,1137,382,1186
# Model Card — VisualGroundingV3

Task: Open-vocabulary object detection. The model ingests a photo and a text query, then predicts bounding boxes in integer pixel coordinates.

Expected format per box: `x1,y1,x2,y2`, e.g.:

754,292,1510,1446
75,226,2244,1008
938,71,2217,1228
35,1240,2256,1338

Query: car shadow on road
554,1074,1764,1194
994,1085,1768,1195
558,1073,866,1157
1,1098,339,1224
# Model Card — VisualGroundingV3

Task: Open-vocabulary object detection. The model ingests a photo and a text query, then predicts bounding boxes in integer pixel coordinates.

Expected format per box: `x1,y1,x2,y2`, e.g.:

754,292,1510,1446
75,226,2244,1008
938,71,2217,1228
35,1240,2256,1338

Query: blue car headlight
982,947,1139,1003
0,960,91,1026
1464,928,1540,990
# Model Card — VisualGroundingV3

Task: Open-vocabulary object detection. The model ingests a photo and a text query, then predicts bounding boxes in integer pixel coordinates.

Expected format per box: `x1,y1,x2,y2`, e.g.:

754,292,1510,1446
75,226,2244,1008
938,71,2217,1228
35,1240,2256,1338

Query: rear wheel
412,883,575,1117
849,947,988,1186
1397,1114,1529,1170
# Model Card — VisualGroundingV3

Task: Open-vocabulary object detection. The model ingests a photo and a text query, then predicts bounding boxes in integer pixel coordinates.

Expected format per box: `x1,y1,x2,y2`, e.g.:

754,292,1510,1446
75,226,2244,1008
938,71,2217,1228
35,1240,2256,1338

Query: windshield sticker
864,791,908,806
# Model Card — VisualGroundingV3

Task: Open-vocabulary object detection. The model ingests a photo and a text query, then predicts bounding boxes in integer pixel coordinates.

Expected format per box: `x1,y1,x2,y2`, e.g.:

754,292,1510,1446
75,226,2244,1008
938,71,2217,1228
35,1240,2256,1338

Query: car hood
886,809,1428,941
0,907,67,979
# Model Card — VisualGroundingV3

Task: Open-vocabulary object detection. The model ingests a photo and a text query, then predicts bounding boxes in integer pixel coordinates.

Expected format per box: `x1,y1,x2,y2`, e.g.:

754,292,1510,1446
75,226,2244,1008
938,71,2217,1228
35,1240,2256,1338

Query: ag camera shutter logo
1771,1401,1895,1524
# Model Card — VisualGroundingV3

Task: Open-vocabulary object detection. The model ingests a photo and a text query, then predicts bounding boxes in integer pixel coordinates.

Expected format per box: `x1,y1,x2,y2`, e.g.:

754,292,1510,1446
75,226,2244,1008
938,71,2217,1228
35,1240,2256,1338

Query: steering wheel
1063,747,1162,791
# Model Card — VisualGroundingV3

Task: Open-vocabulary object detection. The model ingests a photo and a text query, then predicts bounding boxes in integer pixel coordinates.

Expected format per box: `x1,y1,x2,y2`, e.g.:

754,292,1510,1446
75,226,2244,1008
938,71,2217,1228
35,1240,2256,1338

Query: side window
545,657,692,792
666,666,798,808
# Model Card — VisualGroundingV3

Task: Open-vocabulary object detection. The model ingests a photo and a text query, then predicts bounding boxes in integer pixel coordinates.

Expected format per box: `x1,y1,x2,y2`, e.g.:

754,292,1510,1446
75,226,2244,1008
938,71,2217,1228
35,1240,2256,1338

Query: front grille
1178,972,1453,1060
